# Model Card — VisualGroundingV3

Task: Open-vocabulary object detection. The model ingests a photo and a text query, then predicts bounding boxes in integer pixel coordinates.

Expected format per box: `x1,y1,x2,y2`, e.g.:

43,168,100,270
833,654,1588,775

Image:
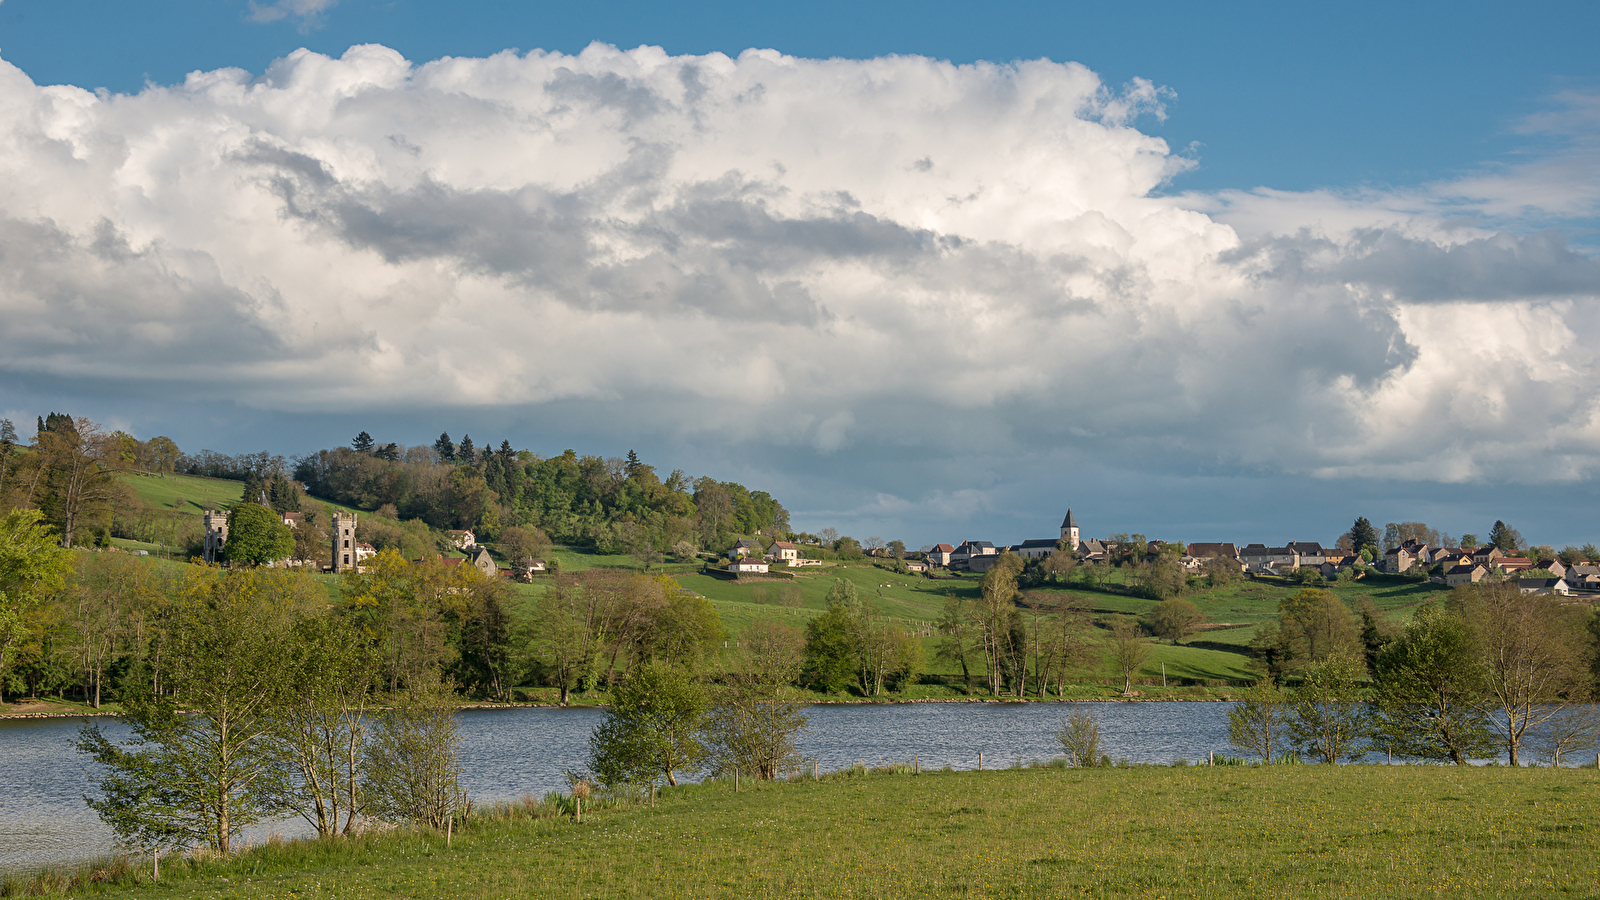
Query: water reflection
0,701,1230,871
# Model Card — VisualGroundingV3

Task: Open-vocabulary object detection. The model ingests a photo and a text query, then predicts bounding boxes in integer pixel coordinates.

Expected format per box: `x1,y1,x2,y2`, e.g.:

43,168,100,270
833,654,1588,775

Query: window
344,540,350,548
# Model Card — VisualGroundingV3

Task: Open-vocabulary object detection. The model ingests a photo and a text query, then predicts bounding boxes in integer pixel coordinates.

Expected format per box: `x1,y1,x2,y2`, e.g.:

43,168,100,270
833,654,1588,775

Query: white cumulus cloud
0,42,1598,502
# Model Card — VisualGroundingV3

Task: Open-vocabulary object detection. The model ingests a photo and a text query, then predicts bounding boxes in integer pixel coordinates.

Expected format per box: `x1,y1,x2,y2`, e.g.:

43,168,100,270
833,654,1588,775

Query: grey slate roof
1061,509,1079,529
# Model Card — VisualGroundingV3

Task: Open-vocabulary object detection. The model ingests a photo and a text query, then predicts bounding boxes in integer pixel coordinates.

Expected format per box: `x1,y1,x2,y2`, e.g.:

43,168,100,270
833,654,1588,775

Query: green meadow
18,764,1600,900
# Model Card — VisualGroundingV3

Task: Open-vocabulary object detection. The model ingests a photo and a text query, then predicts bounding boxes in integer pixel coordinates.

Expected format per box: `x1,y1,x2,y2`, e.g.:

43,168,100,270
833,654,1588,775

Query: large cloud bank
2,43,1598,487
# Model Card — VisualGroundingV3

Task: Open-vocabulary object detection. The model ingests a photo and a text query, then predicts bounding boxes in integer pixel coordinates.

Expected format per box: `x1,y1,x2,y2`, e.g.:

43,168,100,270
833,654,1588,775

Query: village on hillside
204,491,1590,601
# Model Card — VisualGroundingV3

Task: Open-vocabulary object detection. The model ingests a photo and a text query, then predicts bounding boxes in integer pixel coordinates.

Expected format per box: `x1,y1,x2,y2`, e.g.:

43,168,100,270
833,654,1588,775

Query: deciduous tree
75,568,319,853
1454,583,1592,766
589,661,709,789
1107,619,1149,694
0,509,72,704
362,677,464,830
1287,653,1369,764
222,503,294,566
1145,598,1205,644
1227,679,1289,763
1370,603,1494,765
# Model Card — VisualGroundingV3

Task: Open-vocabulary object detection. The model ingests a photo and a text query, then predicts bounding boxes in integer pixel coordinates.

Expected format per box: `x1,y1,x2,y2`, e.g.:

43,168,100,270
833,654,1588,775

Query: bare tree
1227,679,1289,763
1455,584,1592,766
30,418,129,548
1108,619,1149,694
363,677,465,830
1055,704,1101,766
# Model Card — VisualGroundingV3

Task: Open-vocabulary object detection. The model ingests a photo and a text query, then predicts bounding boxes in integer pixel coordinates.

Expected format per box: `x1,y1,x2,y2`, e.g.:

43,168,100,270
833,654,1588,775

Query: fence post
979,752,983,771
446,814,453,848
735,768,740,793
814,760,819,779
915,755,919,775
1209,750,1214,766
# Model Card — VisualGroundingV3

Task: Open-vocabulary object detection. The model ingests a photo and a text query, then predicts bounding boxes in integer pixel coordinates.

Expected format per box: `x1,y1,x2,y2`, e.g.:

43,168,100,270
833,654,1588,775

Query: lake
0,701,1234,872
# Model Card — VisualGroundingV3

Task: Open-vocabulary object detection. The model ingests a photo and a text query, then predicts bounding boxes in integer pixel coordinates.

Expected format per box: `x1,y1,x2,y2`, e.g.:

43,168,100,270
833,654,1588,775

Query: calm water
0,701,1231,872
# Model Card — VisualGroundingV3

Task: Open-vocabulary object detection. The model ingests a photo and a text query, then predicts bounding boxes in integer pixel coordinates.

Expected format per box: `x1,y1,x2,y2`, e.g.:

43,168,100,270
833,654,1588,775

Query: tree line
1231,582,1600,766
293,438,789,560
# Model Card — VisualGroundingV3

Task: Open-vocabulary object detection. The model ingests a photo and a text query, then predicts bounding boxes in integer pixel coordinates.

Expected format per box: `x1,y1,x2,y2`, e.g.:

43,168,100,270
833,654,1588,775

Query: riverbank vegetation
8,762,1600,899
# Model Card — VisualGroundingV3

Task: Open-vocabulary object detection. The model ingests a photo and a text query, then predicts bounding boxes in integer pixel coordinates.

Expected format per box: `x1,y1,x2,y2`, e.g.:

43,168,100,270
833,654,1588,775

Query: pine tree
1348,517,1379,557
457,434,476,465
1488,520,1523,553
433,432,456,463
351,431,374,453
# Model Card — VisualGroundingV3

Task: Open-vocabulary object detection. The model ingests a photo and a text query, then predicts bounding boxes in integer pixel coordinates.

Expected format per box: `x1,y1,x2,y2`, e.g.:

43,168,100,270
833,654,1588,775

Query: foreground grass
19,764,1600,899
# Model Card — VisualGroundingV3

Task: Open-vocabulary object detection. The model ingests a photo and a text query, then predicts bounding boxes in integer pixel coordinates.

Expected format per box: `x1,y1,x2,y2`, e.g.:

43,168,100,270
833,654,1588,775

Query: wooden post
1209,750,1214,766
446,815,453,848
814,760,819,779
651,783,656,808
735,768,740,793
979,752,983,771
575,797,581,824
152,849,159,881
914,755,919,775
1162,663,1167,688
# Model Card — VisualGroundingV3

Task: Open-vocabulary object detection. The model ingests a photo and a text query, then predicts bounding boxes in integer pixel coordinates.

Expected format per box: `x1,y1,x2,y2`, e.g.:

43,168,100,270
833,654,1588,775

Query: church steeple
1060,509,1080,546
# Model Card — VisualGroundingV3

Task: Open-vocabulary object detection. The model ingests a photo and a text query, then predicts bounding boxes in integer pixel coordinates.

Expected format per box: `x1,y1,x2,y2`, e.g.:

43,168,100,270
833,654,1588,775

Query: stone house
926,544,955,567
1287,541,1329,566
466,546,498,578
1446,563,1488,586
1241,544,1298,572
1565,565,1600,590
1472,546,1504,566
447,530,476,550
732,539,762,559
767,541,800,562
951,540,997,570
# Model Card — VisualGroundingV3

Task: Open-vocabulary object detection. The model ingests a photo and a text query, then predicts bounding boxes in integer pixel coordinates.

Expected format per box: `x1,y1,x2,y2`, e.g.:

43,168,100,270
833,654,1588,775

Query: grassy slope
42,765,1600,899
120,472,366,520
120,473,243,514
663,564,1445,689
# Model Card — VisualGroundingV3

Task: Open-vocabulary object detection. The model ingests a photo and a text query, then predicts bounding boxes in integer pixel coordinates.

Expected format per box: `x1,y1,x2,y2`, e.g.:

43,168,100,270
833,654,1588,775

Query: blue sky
2,0,1599,548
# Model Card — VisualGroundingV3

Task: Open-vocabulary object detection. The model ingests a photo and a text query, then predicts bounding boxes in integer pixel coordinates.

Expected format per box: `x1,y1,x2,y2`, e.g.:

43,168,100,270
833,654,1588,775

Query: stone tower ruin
203,510,229,563
331,511,358,573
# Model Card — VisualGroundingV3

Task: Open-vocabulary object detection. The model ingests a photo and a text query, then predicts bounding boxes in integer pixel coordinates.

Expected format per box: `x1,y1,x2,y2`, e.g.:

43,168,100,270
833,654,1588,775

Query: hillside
120,471,243,514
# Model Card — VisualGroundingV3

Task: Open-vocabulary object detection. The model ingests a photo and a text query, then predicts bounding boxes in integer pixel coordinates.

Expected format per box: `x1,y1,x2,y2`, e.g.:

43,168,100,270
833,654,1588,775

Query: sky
1,0,1599,548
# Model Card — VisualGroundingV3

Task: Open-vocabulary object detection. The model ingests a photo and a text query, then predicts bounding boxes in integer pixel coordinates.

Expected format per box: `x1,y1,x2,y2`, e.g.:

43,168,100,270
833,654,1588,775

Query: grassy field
119,472,245,514
119,472,367,521
20,764,1600,899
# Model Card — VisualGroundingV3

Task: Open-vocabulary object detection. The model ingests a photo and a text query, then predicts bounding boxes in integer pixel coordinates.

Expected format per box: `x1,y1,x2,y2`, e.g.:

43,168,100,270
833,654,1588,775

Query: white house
729,557,770,575
767,541,800,562
1518,577,1570,596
